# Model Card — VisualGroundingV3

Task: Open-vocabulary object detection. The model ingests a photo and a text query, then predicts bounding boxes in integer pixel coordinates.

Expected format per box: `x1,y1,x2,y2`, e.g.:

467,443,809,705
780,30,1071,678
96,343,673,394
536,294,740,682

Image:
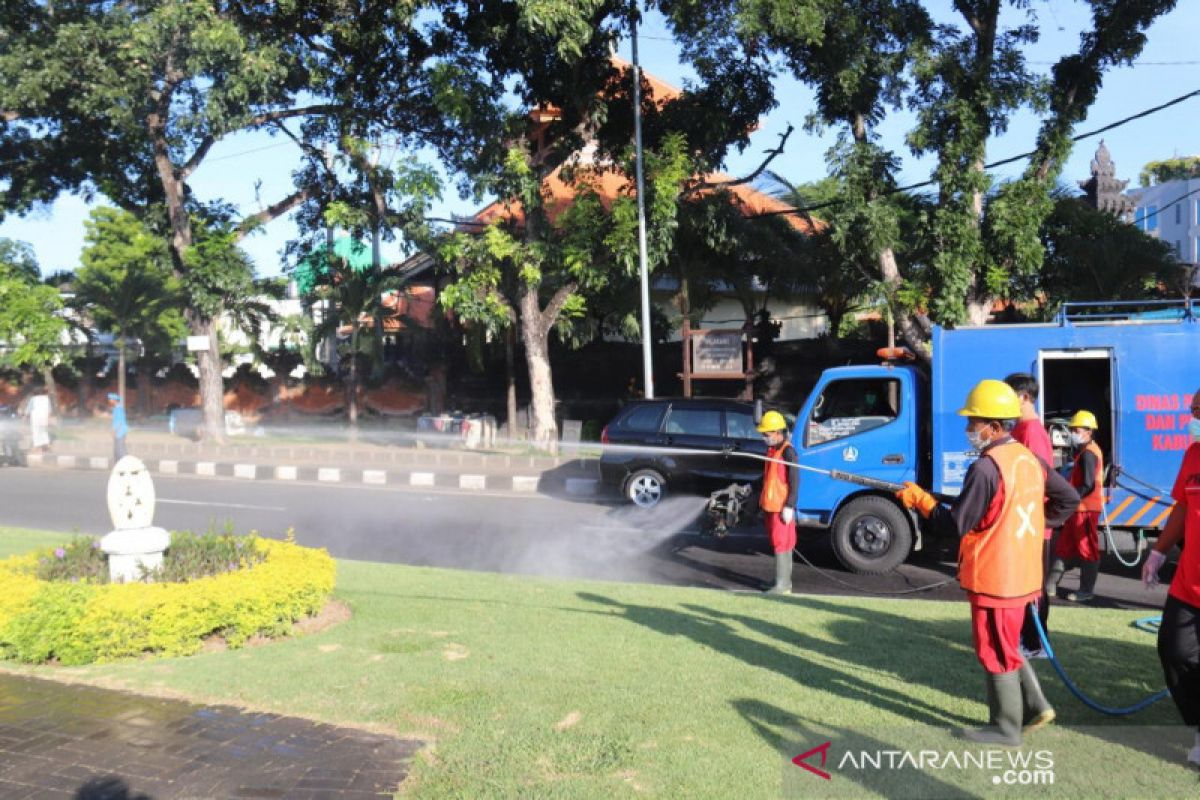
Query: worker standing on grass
758,410,798,595
895,379,1078,746
1143,389,1200,766
1004,373,1056,659
1046,411,1104,603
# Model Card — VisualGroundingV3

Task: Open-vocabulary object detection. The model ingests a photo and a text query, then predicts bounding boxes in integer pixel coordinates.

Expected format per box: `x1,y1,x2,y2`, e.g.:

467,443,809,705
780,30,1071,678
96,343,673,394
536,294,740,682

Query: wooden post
742,323,754,401
681,318,692,398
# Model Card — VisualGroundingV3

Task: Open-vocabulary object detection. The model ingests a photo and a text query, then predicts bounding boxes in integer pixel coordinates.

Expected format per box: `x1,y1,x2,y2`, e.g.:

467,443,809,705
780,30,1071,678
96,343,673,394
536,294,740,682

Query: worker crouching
758,410,798,594
896,379,1079,746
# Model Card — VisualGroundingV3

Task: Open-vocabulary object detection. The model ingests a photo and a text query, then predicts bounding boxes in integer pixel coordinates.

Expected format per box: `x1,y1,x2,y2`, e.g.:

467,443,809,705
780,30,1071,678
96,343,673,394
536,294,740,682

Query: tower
1078,140,1134,219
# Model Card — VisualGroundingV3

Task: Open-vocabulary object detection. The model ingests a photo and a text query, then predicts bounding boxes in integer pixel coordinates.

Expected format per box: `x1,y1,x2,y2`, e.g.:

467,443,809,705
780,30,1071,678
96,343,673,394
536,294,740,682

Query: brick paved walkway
0,673,420,799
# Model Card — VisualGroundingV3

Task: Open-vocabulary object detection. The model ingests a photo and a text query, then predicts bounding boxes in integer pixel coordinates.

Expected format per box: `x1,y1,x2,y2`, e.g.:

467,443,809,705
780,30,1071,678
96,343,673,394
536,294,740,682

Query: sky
2,0,1198,278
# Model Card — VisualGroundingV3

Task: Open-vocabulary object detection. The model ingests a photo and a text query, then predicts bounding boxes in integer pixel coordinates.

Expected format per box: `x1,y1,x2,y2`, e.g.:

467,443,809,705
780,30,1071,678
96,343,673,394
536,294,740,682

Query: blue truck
789,300,1200,573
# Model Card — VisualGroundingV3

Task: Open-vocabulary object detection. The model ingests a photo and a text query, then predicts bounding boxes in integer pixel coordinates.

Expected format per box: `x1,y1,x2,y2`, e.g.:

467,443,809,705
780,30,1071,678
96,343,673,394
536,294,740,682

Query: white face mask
1070,432,1088,447
1189,418,1200,443
966,428,988,451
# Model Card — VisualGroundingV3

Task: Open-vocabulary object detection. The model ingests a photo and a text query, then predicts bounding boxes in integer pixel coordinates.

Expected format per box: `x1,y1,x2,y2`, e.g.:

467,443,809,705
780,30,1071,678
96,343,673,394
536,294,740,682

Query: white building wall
1130,177,1200,265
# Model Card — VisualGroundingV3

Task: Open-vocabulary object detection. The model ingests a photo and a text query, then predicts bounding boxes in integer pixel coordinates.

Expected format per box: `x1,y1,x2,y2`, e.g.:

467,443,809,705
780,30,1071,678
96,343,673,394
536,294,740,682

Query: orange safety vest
760,444,791,514
958,440,1046,598
1071,441,1104,513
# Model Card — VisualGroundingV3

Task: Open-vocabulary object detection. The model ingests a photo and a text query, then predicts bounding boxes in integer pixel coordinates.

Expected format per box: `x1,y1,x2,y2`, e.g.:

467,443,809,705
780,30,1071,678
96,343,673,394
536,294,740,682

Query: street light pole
630,0,654,398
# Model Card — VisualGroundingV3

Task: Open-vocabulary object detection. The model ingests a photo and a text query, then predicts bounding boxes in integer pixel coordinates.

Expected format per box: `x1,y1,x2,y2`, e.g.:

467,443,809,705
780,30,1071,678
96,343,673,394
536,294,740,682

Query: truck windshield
806,378,901,446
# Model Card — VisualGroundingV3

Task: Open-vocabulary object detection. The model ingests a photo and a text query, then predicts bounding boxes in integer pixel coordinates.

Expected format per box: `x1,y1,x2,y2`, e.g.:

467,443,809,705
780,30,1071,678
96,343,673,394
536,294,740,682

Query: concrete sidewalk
0,673,418,799
28,427,603,497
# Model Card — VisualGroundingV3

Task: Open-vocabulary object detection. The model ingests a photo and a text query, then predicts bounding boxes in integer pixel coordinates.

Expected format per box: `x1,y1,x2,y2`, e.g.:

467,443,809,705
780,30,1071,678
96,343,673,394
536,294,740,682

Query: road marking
159,498,286,511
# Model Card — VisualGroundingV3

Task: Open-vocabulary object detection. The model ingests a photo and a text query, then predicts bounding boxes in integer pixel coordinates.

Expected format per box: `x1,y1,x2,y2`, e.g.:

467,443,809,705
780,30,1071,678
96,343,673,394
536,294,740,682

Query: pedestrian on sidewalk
1046,411,1104,603
1005,373,1055,658
108,393,128,461
757,410,798,595
896,379,1077,746
1143,389,1200,766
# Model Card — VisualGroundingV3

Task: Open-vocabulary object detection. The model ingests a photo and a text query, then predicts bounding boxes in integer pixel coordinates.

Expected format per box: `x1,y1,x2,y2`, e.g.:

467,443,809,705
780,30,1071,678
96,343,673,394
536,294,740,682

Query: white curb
159,460,179,474
233,463,257,480
88,456,109,470
410,471,435,487
56,455,77,469
317,467,341,482
459,474,486,490
25,453,44,467
195,461,216,476
362,469,387,485
275,465,298,481
512,476,539,492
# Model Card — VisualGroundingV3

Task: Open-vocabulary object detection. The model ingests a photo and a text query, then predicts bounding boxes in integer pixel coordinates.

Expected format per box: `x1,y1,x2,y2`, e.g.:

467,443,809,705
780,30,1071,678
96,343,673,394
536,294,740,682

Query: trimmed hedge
0,537,336,665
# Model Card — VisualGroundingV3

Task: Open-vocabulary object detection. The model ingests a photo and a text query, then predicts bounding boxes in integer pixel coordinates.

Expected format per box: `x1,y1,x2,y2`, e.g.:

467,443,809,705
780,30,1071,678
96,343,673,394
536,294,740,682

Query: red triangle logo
792,741,832,780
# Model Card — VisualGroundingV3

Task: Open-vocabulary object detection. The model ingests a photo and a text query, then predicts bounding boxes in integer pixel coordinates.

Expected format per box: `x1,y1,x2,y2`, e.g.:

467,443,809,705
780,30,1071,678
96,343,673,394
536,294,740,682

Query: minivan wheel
625,469,666,508
830,495,913,574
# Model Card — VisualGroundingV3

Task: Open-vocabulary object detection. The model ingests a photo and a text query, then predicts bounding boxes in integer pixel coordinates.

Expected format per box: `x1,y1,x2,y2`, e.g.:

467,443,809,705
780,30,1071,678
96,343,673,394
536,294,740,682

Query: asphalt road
0,466,1168,610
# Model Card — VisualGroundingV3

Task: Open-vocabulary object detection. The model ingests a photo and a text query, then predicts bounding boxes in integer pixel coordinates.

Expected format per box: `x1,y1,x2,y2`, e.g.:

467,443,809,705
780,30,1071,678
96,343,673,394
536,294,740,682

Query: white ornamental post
100,456,171,583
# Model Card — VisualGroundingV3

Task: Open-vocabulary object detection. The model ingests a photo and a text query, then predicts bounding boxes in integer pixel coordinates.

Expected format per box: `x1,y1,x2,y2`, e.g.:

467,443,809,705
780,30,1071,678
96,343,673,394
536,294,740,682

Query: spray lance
721,448,955,505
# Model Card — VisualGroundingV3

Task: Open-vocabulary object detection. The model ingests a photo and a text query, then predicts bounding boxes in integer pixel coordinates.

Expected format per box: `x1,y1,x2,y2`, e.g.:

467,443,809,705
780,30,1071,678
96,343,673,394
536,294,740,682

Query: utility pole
630,0,654,398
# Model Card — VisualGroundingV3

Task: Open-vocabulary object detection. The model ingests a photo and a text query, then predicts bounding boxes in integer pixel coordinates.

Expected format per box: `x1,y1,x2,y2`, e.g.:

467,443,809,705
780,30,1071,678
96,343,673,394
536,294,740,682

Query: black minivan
599,398,771,507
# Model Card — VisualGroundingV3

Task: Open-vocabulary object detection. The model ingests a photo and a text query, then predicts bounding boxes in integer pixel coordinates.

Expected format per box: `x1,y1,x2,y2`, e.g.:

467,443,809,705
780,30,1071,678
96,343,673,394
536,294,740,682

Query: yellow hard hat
1069,410,1099,429
757,410,788,433
957,379,1021,420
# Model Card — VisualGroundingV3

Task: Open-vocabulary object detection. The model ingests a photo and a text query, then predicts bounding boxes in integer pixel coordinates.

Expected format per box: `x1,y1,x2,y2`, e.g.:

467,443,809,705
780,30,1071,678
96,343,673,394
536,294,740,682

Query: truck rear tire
830,495,914,574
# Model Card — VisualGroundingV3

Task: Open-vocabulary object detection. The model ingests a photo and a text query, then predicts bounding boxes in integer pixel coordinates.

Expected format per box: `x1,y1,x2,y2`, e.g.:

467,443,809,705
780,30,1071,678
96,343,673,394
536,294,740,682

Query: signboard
186,336,210,352
691,329,743,377
560,419,583,444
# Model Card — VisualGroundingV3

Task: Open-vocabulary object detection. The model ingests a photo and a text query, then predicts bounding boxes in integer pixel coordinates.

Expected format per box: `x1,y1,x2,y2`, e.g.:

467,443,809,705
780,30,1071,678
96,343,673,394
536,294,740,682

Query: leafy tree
76,208,186,409
0,242,66,401
1027,196,1179,312
298,237,407,429
1140,156,1200,187
0,0,490,440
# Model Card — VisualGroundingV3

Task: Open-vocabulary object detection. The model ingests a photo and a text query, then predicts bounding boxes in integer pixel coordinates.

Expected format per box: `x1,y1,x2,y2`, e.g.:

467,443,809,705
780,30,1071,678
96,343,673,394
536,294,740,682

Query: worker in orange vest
1047,411,1104,603
758,410,798,594
896,379,1078,746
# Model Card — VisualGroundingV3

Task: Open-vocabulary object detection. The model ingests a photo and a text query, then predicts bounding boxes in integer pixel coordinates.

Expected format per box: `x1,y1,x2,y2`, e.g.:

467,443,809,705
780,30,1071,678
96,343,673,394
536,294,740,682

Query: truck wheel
830,495,914,574
624,469,666,509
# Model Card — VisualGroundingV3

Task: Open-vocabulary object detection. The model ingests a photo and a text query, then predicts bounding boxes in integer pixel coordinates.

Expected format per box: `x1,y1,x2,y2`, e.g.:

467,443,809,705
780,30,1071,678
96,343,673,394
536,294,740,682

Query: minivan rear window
664,407,722,437
615,404,665,432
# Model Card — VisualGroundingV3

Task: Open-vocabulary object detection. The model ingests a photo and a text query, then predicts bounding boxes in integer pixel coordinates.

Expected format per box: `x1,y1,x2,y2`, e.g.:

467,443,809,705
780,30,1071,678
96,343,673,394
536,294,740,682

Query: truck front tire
830,495,914,574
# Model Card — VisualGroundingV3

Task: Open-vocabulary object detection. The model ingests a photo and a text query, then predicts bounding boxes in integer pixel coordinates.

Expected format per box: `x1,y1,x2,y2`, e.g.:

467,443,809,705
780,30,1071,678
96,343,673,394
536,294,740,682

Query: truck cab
790,364,925,573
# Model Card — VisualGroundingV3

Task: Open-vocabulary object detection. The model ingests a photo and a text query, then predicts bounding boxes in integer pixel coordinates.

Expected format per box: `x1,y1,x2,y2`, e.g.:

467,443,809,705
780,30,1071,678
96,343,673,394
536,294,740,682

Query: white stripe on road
158,498,286,511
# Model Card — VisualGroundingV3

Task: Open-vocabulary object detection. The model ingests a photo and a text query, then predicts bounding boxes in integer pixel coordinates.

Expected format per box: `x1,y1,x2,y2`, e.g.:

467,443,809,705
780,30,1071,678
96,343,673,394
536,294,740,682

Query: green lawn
0,526,1192,798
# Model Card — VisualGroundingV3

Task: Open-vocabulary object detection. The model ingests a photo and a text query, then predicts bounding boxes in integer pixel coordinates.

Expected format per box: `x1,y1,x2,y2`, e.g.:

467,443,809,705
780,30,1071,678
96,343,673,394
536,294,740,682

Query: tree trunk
80,338,94,417
505,325,518,441
519,285,557,451
347,330,359,433
193,321,225,441
41,366,58,418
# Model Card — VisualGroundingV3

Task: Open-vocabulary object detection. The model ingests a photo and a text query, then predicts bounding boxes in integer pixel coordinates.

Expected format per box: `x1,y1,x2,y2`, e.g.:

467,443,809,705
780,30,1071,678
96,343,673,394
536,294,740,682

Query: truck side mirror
753,398,764,425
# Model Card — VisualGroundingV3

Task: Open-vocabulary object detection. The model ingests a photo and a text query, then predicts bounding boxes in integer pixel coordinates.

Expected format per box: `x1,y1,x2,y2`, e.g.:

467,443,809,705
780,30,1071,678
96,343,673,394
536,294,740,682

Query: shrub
0,536,336,665
31,530,269,584
34,536,107,583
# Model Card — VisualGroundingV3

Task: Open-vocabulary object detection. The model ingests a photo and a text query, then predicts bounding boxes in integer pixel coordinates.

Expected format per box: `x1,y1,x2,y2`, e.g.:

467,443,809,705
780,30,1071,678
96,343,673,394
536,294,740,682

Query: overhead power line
751,87,1200,220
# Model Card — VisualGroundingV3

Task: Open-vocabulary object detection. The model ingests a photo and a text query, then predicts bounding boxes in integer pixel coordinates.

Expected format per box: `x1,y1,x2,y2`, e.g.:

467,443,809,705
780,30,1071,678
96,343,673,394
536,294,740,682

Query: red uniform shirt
1010,418,1055,539
1168,443,1200,608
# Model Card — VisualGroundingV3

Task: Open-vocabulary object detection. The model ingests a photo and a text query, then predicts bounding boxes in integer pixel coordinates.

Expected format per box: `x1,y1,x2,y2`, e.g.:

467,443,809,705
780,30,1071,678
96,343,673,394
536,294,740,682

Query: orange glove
895,482,938,518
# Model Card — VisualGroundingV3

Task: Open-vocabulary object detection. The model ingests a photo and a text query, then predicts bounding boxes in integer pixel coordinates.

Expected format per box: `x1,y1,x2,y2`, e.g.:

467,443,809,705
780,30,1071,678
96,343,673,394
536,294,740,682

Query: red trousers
970,602,1026,674
1055,510,1101,562
765,511,796,554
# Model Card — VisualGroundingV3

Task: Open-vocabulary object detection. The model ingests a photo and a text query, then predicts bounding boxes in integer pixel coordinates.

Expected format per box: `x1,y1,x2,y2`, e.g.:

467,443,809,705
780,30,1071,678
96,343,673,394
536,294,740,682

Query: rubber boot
1045,558,1066,599
1018,662,1055,733
765,550,792,594
963,671,1022,746
1068,561,1099,602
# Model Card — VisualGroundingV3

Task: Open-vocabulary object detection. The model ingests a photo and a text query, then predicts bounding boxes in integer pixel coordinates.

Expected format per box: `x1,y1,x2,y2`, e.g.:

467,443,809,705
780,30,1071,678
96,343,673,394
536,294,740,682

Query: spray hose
1030,605,1169,716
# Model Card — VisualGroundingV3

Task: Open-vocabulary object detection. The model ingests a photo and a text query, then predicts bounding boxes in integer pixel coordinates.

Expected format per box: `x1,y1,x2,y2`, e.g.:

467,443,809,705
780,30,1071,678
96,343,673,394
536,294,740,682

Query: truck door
1038,349,1115,475
795,374,914,520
